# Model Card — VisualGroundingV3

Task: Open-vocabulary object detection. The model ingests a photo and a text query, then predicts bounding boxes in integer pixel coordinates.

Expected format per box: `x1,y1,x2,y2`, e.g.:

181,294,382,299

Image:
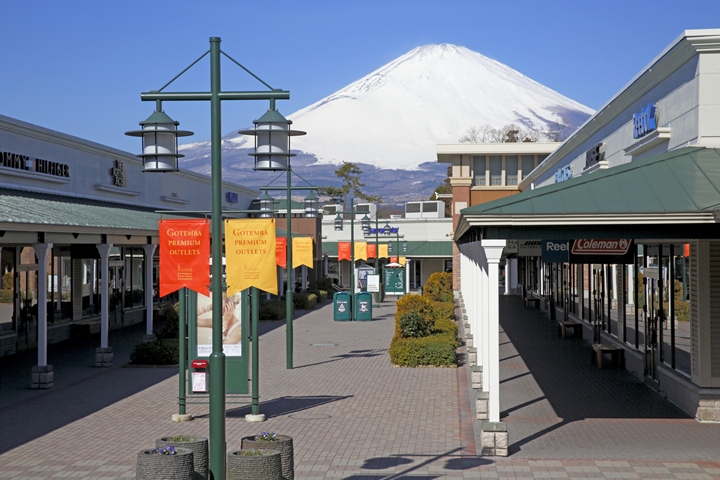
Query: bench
524,297,540,309
557,320,582,339
590,343,624,369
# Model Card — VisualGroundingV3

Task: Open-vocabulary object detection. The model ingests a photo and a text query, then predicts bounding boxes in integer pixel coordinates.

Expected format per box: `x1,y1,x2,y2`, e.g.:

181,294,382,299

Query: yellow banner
292,237,314,269
379,244,389,259
225,219,277,295
354,242,367,261
399,256,406,266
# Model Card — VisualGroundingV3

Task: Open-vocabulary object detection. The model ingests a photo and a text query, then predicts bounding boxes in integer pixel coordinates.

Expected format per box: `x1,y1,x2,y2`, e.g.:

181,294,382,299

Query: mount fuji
179,44,593,204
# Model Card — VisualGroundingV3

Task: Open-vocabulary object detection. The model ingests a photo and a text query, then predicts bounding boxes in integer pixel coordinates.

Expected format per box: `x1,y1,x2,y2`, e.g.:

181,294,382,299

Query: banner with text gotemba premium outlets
225,219,277,296
276,237,287,268
292,237,314,269
159,219,210,297
354,242,367,261
338,242,351,261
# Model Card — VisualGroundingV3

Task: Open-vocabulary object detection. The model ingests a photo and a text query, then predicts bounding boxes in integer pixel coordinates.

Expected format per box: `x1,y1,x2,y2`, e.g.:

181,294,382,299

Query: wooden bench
590,343,624,369
557,320,582,339
524,297,540,309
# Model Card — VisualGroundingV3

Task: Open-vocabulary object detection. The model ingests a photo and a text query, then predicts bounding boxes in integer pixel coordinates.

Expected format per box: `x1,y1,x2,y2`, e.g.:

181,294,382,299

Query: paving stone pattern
0,295,719,479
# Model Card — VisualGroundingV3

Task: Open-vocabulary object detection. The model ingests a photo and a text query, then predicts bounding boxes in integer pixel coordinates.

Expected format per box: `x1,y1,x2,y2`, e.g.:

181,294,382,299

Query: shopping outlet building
450,29,720,442
0,113,258,387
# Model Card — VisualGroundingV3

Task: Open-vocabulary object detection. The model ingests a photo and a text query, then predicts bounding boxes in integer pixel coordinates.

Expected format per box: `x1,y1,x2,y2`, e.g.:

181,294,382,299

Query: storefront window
505,156,518,185
124,247,145,308
489,156,502,185
521,155,535,180
473,156,486,186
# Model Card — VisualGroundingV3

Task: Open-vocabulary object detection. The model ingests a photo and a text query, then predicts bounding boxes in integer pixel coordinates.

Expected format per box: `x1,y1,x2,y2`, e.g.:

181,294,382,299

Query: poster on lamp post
225,219,278,295
292,237,314,269
158,219,210,297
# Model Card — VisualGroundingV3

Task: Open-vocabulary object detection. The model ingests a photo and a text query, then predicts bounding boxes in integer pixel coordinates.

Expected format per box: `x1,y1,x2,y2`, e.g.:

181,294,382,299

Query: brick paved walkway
1,294,719,479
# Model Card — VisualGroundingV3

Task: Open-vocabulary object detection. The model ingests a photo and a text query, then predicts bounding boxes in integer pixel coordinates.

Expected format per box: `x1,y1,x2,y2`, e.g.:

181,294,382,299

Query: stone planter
241,435,294,479
156,436,208,480
227,449,282,480
136,447,194,480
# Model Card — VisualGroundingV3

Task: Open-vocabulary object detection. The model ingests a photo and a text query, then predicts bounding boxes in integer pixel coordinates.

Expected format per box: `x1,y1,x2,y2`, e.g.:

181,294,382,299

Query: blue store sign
633,103,657,139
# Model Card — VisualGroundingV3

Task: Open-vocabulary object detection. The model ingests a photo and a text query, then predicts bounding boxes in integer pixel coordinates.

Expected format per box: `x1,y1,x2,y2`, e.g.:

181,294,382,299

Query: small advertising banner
399,256,406,266
225,219,277,295
367,244,377,259
338,242,351,261
159,219,210,297
367,274,380,292
379,244,389,259
276,237,287,268
196,291,244,357
355,242,367,261
292,237,314,269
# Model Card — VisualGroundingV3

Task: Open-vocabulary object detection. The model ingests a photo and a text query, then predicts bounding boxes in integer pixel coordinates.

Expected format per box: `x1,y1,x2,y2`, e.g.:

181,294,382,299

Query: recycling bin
333,291,352,321
354,292,373,321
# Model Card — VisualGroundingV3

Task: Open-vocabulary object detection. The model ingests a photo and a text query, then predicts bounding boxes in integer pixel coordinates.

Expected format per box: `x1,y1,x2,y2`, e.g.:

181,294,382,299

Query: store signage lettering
632,103,657,139
554,165,572,183
1,151,70,178
542,240,570,263
585,142,605,169
572,238,631,255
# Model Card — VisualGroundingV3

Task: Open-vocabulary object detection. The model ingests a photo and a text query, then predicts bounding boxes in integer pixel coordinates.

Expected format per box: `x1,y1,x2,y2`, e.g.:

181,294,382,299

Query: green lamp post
361,208,381,306
127,37,293,480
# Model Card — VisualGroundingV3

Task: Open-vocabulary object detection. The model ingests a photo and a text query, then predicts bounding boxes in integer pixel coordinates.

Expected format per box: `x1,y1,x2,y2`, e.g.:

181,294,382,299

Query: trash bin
354,292,373,321
333,292,352,321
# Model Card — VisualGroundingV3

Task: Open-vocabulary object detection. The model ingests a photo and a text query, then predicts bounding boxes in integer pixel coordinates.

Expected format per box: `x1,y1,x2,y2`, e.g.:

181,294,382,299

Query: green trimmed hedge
423,272,454,302
389,336,457,367
260,300,287,321
130,338,179,365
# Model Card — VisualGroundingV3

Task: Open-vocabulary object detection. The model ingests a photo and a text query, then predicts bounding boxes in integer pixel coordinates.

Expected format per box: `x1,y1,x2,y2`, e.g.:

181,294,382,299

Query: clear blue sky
2,1,720,153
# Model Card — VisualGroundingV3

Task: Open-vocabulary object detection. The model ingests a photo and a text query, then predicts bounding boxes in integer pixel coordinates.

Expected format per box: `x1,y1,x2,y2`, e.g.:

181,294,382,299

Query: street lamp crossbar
141,91,290,102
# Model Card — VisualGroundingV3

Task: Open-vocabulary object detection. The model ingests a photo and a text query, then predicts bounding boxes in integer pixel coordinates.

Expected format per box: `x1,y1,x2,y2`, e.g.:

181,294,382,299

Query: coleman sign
541,239,634,264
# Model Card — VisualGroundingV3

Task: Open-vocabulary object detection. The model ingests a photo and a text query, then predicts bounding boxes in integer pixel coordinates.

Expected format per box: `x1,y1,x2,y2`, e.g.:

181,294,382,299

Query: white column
612,265,618,302
504,261,510,295
96,244,113,348
509,258,518,294
539,262,544,295
478,243,490,386
627,264,635,305
482,239,506,424
143,244,157,336
89,260,96,308
33,243,53,367
56,255,62,311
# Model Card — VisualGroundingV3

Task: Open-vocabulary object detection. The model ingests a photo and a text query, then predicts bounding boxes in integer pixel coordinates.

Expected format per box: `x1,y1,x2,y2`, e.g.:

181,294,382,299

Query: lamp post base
245,413,266,422
172,414,193,422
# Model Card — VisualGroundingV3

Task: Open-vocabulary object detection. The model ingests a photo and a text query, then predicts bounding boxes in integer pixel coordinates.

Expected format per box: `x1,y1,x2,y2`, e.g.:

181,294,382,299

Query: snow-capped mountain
179,44,593,202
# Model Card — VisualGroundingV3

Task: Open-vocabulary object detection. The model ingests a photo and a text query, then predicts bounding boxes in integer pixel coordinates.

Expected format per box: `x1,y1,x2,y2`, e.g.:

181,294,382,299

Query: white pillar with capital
31,243,54,389
143,244,157,341
95,243,114,367
480,238,508,456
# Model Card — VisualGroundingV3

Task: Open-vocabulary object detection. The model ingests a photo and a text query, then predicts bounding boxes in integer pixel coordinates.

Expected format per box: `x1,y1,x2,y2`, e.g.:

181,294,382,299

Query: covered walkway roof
457,147,720,242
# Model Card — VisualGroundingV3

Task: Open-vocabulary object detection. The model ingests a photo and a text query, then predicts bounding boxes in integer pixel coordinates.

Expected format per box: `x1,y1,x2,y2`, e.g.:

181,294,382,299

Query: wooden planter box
241,434,294,480
156,436,208,480
227,449,282,480
136,447,194,480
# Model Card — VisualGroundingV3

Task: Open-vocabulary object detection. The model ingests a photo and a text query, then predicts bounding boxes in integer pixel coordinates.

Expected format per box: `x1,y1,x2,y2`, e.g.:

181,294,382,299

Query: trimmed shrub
398,311,432,338
291,292,317,310
316,277,334,293
431,301,455,322
423,271,453,302
0,289,12,303
2,272,12,290
129,338,178,365
389,336,456,367
154,304,180,340
260,300,287,321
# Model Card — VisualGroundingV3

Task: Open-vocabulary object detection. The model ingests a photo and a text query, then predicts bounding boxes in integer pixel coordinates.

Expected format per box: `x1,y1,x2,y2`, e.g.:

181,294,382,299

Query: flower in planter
151,446,177,456
241,449,264,456
255,431,277,441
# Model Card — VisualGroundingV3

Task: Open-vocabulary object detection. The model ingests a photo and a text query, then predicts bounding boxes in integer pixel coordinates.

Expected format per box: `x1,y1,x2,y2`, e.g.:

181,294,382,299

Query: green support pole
208,37,226,480
375,213,379,307
350,202,355,321
178,288,187,415
251,287,260,414
286,166,293,369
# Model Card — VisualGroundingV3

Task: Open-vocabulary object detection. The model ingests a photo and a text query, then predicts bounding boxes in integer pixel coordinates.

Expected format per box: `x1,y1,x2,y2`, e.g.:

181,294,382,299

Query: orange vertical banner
338,242,351,261
225,219,278,295
276,237,287,268
159,219,210,297
354,242,367,261
292,237,314,269
367,244,377,259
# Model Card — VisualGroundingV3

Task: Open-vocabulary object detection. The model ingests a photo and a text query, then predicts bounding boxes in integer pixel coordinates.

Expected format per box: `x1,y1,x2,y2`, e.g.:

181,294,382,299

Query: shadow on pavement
345,448,492,479
294,348,388,369
225,395,352,419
